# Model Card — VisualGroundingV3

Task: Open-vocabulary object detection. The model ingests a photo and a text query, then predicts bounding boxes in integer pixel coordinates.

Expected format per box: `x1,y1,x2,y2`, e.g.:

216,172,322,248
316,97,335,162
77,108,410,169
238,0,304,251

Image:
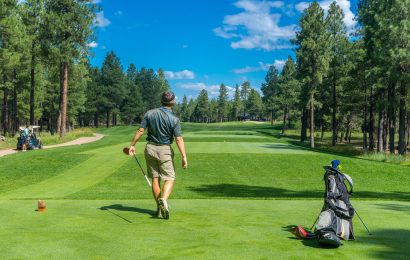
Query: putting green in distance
185,142,311,154
0,199,408,259
183,134,270,139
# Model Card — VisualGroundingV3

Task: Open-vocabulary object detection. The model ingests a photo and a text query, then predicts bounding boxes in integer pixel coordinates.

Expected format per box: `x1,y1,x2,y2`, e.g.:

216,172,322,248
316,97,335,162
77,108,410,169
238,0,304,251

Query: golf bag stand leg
310,205,324,231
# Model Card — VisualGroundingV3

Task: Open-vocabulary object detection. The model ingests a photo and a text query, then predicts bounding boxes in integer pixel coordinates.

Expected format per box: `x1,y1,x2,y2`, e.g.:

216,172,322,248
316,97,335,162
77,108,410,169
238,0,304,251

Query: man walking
128,91,187,219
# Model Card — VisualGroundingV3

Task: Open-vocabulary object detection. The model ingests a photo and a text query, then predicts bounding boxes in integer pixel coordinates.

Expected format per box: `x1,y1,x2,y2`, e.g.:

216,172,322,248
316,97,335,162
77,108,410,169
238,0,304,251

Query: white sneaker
158,198,170,219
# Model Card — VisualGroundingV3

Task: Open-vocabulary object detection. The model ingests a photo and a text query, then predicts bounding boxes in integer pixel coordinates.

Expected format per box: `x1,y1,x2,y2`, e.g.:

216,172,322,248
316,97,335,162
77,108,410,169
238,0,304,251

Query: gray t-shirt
140,107,182,145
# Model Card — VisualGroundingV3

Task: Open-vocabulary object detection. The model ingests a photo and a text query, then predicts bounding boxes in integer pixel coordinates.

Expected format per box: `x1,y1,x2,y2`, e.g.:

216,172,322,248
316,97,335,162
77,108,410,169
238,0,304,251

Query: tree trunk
301,109,308,142
363,79,368,151
332,71,337,146
406,112,410,149
309,94,315,149
377,110,384,152
271,110,274,125
383,111,388,152
288,112,292,129
106,110,110,128
30,41,36,125
398,81,407,155
345,116,351,143
12,80,18,135
369,85,375,151
94,112,99,128
388,88,396,153
59,62,68,138
282,107,287,134
2,87,9,136
320,125,324,142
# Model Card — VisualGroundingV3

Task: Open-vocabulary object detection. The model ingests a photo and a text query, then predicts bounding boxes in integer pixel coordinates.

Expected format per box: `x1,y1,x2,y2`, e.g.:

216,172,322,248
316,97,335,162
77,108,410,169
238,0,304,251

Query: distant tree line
1,0,408,155
173,81,265,124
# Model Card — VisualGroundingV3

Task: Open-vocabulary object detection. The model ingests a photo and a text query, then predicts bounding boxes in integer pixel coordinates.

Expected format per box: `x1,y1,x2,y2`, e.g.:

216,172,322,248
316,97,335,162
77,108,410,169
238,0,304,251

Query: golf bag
315,160,355,247
292,160,355,248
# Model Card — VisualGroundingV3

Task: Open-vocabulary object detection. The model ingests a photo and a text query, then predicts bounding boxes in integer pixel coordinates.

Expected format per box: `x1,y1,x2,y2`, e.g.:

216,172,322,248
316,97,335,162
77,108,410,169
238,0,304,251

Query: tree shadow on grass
374,203,410,213
259,143,311,151
356,229,410,259
188,184,410,200
188,184,323,198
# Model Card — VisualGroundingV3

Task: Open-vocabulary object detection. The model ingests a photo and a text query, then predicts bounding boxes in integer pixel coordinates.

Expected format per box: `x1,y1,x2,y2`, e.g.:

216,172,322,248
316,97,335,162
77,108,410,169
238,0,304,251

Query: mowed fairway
0,123,409,259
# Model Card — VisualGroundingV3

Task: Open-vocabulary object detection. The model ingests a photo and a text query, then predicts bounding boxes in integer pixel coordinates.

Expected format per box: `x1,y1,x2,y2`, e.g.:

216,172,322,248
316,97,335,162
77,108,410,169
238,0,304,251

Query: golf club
354,209,372,235
123,147,152,187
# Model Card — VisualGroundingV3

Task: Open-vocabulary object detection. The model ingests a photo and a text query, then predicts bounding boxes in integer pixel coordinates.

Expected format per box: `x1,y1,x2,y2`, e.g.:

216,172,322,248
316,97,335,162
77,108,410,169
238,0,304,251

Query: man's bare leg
158,180,174,219
161,180,174,200
152,178,161,214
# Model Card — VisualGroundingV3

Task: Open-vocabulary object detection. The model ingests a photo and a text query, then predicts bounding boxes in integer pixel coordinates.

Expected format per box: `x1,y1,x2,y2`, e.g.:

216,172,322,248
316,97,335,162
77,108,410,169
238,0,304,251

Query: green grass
0,122,409,259
0,200,408,259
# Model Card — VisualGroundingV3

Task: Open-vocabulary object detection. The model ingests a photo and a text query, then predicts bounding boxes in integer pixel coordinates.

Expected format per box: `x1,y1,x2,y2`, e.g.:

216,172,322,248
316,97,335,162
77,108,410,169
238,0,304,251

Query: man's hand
182,156,188,169
175,136,187,170
129,145,136,156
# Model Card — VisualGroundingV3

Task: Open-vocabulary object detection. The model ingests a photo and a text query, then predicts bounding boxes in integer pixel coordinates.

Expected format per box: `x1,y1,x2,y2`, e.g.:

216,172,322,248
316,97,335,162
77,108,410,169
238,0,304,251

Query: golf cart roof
31,126,40,129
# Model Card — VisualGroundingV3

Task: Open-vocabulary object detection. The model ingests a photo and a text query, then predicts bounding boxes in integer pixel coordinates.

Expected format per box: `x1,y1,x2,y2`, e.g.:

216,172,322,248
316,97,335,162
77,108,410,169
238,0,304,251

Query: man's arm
129,128,145,155
175,136,188,169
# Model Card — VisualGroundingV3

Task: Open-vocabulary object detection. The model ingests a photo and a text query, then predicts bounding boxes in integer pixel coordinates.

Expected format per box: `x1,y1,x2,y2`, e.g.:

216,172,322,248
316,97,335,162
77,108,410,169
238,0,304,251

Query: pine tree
100,51,125,127
217,83,228,122
247,88,263,120
240,81,251,118
0,0,30,135
292,2,330,148
231,85,242,121
121,63,144,124
194,89,209,122
276,56,300,134
326,1,350,146
42,0,96,137
261,65,279,125
180,95,190,122
22,0,46,125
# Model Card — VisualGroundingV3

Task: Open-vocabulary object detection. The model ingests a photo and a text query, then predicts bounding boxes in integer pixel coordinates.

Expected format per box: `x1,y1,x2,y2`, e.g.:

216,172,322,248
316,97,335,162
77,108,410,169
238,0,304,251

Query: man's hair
161,91,176,106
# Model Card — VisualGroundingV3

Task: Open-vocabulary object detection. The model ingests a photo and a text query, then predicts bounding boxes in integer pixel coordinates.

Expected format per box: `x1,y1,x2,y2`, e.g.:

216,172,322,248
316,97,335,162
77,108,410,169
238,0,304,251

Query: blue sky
90,0,358,101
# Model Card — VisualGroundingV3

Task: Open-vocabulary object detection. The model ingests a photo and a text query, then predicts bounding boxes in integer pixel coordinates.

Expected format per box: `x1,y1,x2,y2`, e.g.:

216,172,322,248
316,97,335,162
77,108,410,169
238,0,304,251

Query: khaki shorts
144,144,175,181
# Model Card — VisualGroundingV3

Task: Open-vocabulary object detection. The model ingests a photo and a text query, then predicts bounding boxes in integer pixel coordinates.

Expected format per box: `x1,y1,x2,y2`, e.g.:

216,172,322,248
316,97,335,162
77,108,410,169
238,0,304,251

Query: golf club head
123,147,130,155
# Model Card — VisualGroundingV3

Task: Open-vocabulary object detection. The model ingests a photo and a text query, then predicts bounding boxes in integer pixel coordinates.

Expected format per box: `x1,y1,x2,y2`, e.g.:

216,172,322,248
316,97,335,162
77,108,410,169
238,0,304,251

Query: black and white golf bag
315,163,355,247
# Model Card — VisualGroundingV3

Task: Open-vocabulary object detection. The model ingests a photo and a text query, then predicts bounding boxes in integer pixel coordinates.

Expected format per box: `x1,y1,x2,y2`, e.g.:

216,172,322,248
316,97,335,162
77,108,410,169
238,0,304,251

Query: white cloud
295,2,310,12
295,0,356,29
273,59,286,69
233,60,286,74
164,70,195,80
214,0,297,51
178,83,235,98
95,11,111,28
88,41,98,48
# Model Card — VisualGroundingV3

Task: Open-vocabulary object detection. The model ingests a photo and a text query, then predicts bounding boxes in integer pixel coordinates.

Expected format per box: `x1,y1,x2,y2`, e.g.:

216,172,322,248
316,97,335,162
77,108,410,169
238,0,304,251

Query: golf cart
17,126,42,150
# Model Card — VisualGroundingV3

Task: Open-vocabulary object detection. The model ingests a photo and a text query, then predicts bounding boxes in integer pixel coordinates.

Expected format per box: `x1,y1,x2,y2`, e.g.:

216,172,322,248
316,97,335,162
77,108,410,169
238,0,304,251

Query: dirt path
0,133,104,158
